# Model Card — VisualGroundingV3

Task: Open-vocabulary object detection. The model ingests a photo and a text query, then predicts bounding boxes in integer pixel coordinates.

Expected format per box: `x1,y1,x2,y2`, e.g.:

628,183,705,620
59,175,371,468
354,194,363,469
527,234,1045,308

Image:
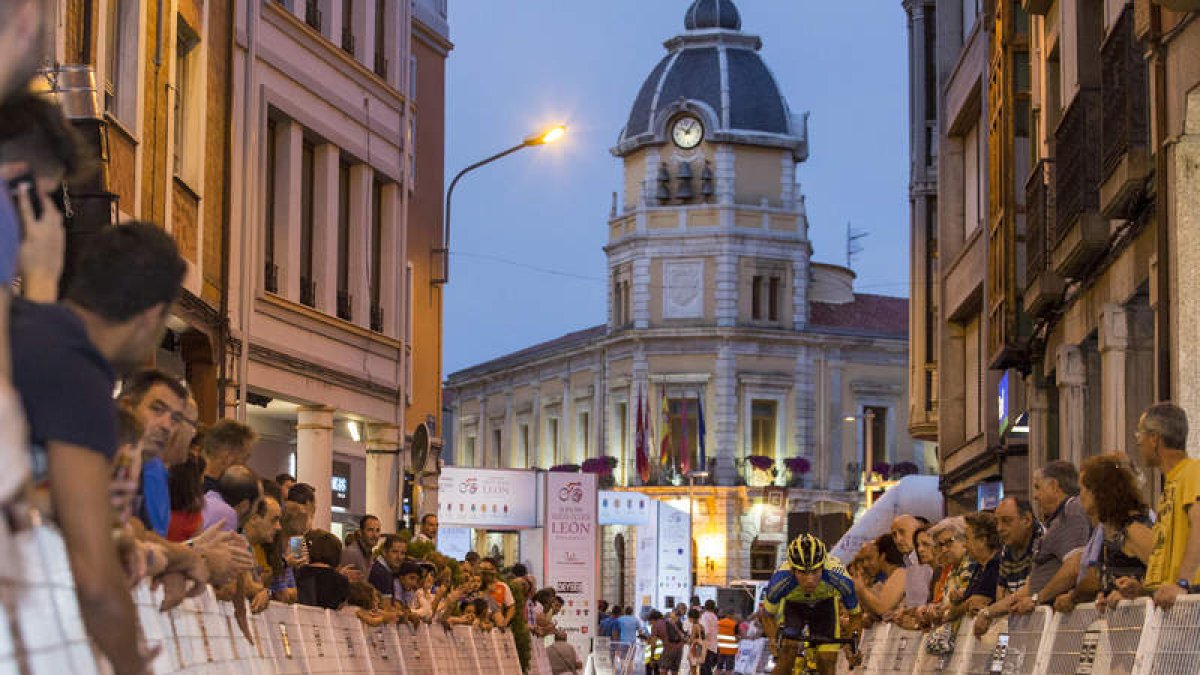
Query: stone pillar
365,423,401,532
826,353,846,490
1026,380,1051,499
379,182,402,338
275,120,304,301
313,143,340,314
715,250,737,327
297,406,335,531
348,164,373,329
793,346,816,465
1056,345,1087,466
1099,304,1131,454
633,257,651,329
713,344,738,484
1173,88,1200,456
502,391,514,468
792,249,810,330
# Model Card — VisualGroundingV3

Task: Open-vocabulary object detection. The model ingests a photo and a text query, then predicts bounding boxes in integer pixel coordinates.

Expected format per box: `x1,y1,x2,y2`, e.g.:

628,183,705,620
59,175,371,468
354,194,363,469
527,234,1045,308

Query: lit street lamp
432,124,567,284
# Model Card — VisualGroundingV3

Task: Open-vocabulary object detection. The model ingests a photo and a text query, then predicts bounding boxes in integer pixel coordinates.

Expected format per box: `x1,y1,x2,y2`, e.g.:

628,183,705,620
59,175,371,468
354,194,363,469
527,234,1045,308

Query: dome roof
684,0,741,31
614,0,806,160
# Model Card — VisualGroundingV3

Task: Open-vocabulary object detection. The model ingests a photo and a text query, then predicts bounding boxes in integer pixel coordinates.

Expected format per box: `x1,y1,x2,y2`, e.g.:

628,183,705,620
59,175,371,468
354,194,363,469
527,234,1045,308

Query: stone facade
444,0,920,588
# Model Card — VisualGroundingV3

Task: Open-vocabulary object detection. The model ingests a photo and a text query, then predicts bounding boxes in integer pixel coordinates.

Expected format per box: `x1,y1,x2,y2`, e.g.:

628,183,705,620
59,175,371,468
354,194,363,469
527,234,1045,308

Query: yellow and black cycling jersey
763,556,861,633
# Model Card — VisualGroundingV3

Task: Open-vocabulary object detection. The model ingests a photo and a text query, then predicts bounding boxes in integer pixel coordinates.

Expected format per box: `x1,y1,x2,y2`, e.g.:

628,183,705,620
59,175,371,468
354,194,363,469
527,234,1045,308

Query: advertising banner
544,472,599,659
656,502,691,612
438,467,538,529
634,500,658,619
598,491,652,526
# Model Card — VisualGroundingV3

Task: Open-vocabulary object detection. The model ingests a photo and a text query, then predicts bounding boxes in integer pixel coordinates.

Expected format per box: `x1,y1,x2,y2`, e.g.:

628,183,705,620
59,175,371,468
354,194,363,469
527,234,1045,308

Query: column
297,406,335,531
793,346,816,464
792,249,810,330
502,391,514,468
1173,89,1200,455
348,164,373,329
826,353,846,490
275,120,304,301
1056,344,1087,466
380,182,402,338
715,250,737,327
560,378,571,466
1099,304,1130,454
477,395,488,467
713,343,737,484
1026,380,1051,498
632,257,651,329
365,423,401,532
313,143,340,314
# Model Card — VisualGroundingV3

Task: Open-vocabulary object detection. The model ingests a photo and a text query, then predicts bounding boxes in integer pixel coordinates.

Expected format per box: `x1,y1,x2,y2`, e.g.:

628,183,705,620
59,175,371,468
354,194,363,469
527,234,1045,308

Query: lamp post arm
435,141,530,285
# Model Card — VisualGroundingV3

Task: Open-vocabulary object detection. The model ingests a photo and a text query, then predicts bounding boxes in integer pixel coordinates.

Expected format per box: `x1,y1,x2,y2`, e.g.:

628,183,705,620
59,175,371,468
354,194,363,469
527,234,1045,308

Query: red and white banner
544,472,598,658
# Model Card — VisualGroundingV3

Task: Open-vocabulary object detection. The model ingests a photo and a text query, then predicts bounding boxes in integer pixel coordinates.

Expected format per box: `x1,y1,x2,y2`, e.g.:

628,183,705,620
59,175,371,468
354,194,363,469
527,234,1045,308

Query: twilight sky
442,1,910,374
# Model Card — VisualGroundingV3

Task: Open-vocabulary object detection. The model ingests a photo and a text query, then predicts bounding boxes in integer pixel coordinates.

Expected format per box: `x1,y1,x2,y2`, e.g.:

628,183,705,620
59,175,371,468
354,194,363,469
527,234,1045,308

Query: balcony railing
1100,5,1151,218
1024,159,1064,317
264,261,279,294
341,28,356,55
336,290,353,321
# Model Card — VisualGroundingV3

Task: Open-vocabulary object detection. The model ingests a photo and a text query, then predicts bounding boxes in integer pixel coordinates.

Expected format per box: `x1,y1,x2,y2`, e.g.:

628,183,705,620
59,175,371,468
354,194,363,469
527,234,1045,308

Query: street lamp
432,124,568,285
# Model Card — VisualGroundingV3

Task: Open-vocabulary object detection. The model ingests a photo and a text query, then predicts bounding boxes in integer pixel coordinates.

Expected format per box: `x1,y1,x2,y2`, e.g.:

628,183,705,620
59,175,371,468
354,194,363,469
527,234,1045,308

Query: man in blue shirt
615,605,641,645
118,369,190,537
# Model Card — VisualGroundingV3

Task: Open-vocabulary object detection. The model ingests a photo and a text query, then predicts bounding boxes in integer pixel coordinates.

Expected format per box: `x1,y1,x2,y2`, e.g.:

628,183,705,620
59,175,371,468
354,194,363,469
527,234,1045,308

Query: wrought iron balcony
336,290,353,321
374,54,388,79
1022,158,1062,317
341,28,356,55
305,0,322,31
1100,6,1151,219
1053,88,1108,278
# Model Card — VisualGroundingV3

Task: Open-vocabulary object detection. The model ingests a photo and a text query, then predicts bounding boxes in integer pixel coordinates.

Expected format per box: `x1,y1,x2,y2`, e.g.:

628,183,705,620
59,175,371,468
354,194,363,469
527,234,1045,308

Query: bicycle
774,625,861,675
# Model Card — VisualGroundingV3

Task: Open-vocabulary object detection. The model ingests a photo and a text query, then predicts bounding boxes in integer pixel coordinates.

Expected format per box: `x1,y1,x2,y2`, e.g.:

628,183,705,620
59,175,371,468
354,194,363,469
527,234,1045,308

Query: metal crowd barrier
834,595,1200,675
0,524,531,674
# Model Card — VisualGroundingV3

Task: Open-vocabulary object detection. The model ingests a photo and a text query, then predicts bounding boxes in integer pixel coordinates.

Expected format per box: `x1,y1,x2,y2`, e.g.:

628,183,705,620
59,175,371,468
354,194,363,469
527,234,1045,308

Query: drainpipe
217,0,237,416
236,0,260,420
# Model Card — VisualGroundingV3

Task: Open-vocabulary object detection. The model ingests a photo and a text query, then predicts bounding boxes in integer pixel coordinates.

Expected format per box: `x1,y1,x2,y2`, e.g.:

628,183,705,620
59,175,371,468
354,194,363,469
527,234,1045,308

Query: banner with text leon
545,472,599,659
438,467,538,529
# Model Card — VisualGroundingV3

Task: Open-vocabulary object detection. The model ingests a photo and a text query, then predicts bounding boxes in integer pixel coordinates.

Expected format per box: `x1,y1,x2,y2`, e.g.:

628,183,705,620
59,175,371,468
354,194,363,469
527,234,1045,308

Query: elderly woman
921,517,976,655
955,512,1002,620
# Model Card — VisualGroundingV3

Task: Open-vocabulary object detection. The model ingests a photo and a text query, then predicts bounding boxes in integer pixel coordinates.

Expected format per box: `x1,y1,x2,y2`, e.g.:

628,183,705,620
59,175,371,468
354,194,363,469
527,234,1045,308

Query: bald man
891,514,933,607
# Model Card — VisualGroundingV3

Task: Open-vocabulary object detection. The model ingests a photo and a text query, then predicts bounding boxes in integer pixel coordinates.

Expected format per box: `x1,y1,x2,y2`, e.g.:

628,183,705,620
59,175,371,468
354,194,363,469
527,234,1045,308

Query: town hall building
443,0,927,606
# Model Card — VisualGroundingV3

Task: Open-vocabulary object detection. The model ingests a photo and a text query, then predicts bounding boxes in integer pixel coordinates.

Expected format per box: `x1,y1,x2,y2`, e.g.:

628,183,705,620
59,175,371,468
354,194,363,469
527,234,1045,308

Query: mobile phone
288,535,305,558
9,173,43,226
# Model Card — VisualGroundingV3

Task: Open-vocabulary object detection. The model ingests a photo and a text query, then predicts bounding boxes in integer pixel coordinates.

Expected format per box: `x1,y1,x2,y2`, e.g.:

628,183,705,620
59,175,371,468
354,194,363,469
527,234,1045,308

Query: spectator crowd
841,401,1200,659
0,4,580,672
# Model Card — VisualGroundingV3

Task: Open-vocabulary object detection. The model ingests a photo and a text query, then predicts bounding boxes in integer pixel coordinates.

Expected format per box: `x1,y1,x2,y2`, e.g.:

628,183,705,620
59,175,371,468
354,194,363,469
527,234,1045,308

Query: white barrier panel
449,625,482,673
398,623,440,675
998,606,1053,675
1100,596,1153,675
871,625,924,673
329,609,372,674
1144,593,1200,674
858,622,892,673
262,602,306,674
489,628,524,675
293,603,340,673
1042,603,1100,674
365,623,407,674
427,622,456,673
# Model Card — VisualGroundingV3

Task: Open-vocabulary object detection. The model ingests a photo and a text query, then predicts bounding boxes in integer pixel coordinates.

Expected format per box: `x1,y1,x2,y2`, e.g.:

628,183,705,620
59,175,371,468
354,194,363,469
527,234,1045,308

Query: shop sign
438,467,537,529
545,472,598,659
598,491,651,526
331,460,351,509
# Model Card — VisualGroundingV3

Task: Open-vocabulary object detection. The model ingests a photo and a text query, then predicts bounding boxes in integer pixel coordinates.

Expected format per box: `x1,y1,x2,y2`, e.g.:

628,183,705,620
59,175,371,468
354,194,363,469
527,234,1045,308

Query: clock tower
607,0,812,335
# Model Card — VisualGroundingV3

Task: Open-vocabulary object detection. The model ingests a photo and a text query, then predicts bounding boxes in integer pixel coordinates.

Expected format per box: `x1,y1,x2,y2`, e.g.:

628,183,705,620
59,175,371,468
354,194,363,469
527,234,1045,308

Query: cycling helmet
787,533,827,572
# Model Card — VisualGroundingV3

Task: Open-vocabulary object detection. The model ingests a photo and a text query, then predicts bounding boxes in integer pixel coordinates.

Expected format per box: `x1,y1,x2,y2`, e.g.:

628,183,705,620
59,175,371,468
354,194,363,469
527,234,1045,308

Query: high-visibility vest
717,618,739,656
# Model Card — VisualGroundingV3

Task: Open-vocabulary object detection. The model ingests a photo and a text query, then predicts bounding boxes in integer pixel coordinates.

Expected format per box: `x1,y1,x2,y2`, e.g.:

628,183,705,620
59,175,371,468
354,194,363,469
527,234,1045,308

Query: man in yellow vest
715,612,739,675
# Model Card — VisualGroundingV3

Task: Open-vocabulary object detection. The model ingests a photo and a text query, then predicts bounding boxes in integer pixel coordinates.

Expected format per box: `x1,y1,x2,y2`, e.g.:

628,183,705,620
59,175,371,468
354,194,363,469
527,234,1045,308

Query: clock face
671,115,704,149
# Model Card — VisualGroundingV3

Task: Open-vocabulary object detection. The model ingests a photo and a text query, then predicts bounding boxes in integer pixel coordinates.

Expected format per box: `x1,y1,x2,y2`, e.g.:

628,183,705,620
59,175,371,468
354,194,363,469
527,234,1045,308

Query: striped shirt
998,523,1043,594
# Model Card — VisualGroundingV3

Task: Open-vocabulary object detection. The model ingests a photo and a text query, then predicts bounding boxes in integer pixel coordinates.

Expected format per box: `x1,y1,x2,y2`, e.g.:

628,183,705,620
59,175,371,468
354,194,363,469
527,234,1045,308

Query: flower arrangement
892,461,920,479
747,455,775,471
581,456,618,474
784,456,812,475
549,463,580,472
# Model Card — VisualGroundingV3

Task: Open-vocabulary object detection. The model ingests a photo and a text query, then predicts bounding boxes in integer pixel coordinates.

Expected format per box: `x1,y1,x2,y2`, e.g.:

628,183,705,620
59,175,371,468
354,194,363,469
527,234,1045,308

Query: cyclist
762,534,862,675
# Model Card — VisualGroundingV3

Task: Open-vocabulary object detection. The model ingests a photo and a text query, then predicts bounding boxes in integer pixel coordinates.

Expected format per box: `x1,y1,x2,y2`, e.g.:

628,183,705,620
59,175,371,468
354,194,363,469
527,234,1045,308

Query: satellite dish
411,422,430,475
